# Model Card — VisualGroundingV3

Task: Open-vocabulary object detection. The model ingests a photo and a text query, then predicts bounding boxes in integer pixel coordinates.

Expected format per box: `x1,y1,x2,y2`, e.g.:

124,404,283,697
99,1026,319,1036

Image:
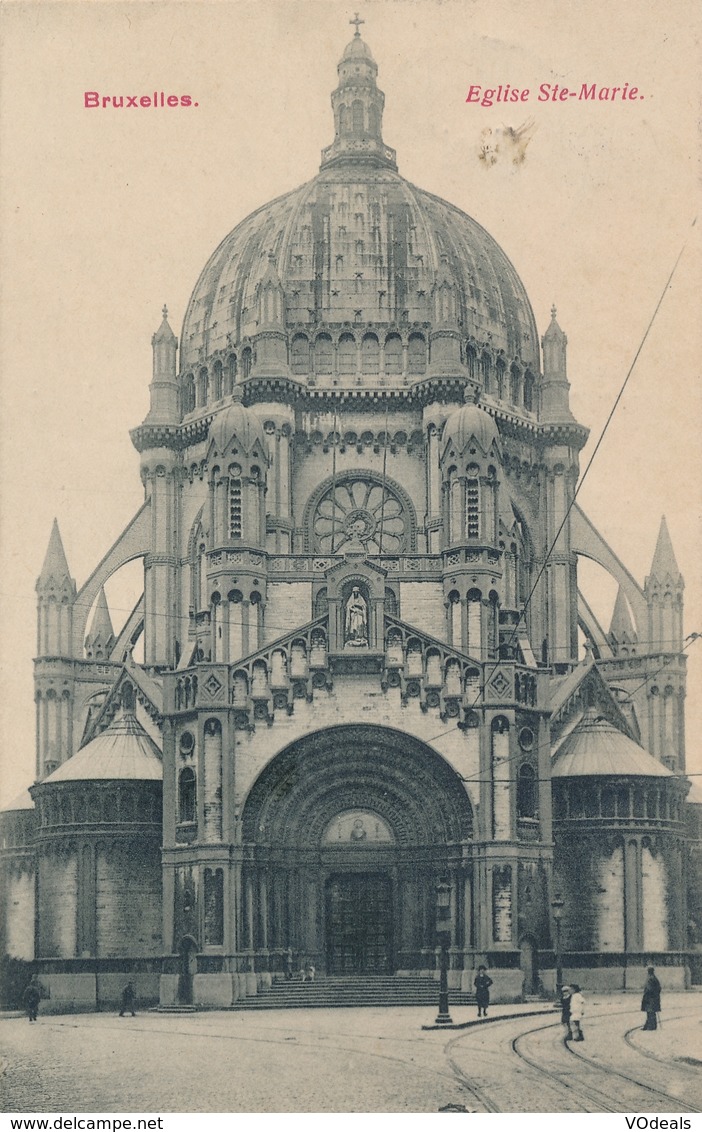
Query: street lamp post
551,892,565,1000
435,877,453,1025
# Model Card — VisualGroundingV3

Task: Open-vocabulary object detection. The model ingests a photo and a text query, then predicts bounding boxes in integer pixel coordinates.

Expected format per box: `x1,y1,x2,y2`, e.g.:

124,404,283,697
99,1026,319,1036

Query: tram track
445,1007,701,1114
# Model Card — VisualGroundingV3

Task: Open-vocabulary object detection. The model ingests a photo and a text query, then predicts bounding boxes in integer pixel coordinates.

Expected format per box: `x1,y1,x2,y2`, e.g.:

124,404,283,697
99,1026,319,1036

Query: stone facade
0,28,699,1009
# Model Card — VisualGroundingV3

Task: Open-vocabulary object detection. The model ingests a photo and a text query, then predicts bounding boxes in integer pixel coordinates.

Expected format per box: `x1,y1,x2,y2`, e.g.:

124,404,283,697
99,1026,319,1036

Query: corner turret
146,305,179,424
540,305,574,422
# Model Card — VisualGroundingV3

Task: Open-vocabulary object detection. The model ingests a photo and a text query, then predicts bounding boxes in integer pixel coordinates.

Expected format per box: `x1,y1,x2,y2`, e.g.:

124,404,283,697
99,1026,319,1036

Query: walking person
474,965,493,1018
22,976,41,1023
119,980,137,1017
569,984,585,1041
560,984,573,1040
284,947,294,981
641,966,661,1030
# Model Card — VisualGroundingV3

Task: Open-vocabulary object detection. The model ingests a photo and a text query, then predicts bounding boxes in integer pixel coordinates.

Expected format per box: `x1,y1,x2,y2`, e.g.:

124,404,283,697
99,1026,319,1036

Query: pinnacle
608,586,636,640
38,519,71,584
87,587,115,645
649,515,681,580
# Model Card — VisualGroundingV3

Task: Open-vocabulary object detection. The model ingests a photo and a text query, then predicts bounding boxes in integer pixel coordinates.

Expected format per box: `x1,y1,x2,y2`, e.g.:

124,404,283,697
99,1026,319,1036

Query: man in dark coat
119,981,137,1017
641,966,661,1030
22,977,41,1023
560,985,573,1040
474,965,493,1018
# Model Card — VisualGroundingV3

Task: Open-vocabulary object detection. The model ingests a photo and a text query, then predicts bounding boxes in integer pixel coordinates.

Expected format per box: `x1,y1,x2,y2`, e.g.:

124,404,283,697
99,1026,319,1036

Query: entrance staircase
227,975,477,1010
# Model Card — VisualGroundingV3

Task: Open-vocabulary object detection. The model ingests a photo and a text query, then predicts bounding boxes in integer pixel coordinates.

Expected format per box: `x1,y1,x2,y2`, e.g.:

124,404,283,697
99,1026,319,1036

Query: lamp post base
435,1011,453,1025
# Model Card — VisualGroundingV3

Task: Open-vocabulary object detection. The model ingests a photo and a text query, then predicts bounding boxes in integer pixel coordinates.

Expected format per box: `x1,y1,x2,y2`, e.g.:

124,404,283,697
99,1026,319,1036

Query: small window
466,479,480,539
179,767,196,824
517,765,537,819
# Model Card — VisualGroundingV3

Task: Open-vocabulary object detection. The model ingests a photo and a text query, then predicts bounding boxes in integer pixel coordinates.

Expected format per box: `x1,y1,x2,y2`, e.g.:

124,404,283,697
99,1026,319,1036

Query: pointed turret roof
86,588,115,644
649,516,681,580
609,586,637,641
38,519,72,585
152,303,177,345
542,303,566,343
552,709,672,779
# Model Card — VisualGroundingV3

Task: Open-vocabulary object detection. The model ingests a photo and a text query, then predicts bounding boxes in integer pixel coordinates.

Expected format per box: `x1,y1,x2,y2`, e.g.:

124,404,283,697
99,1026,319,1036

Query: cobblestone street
2,994,701,1113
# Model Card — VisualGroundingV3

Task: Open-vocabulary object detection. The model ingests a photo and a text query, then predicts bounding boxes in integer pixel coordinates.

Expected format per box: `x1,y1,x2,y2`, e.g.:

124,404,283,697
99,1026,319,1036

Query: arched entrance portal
240,725,474,976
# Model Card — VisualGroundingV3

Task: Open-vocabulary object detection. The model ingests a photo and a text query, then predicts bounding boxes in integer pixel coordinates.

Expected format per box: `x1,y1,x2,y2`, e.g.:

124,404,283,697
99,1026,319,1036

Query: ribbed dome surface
443,397,501,455
180,178,538,373
43,713,162,783
552,712,671,779
209,393,266,455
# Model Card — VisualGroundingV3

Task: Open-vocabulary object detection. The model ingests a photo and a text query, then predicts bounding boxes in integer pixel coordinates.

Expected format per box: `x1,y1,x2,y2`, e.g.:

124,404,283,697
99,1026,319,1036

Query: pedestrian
22,976,41,1023
474,964,493,1018
284,947,294,981
560,984,573,1040
641,966,661,1031
569,983,585,1041
119,980,137,1017
306,962,316,983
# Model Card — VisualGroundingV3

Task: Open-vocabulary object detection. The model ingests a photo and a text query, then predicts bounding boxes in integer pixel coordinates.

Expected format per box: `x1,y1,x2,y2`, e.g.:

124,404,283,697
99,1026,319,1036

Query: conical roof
649,516,681,580
1,787,35,812
152,304,177,345
552,710,671,779
38,519,72,584
86,588,115,644
608,586,636,640
42,712,162,784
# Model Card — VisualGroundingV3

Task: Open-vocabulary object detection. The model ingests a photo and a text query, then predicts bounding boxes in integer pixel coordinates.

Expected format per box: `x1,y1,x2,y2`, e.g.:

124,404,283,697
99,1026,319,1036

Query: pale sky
0,0,700,805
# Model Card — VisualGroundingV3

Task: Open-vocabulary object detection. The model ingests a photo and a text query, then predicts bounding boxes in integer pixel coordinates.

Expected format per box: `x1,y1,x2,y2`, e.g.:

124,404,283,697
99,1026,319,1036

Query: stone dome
443,392,501,456
552,712,672,779
209,389,266,456
179,35,539,377
41,713,163,783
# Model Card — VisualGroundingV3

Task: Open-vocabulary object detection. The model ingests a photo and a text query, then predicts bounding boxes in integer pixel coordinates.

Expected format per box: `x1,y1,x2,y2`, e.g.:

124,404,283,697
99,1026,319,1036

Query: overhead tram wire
423,220,696,747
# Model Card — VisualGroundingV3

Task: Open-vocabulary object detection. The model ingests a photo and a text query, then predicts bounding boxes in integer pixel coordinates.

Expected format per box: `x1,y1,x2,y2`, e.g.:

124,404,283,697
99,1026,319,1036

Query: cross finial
350,12,364,36
162,304,169,321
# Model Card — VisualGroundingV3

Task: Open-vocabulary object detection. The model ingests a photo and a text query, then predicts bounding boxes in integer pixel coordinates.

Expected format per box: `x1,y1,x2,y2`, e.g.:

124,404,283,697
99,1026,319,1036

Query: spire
85,587,115,660
649,515,681,581
608,586,637,652
320,21,397,171
152,304,177,346
38,519,72,586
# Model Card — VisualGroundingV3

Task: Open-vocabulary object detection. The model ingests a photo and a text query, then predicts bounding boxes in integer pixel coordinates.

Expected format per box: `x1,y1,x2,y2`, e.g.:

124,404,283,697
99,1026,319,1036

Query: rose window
312,477,409,554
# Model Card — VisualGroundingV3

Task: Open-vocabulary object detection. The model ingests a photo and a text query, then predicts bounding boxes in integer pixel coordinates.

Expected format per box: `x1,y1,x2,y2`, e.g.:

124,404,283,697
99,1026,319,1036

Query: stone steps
227,976,478,1010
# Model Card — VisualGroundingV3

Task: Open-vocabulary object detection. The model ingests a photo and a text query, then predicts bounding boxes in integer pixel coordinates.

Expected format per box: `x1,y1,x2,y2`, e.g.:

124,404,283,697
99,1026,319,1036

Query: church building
1,25,699,1010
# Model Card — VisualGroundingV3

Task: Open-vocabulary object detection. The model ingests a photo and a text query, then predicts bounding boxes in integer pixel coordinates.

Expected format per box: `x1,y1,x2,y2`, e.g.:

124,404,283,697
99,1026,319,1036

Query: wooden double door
325,872,394,974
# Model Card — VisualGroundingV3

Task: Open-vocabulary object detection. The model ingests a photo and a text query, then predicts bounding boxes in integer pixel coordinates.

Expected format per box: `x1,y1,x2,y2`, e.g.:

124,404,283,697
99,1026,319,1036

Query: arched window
408,333,426,375
182,375,195,414
368,104,380,137
314,334,332,376
352,99,364,134
496,358,506,399
481,353,492,393
338,333,356,376
212,361,223,401
510,364,521,406
291,335,309,376
517,764,537,819
339,104,351,134
523,370,535,412
384,334,402,375
467,344,477,380
241,347,252,380
227,354,237,392
197,368,209,407
362,334,379,375
179,767,196,824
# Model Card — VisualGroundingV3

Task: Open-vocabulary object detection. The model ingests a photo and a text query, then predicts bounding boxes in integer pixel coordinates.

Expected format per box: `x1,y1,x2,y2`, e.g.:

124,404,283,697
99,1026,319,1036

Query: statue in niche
344,586,368,646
